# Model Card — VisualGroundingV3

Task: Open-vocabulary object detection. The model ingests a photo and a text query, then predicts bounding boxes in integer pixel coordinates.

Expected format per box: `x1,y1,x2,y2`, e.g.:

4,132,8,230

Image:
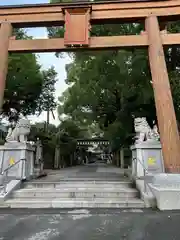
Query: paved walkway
37,163,126,182
0,209,179,240
1,164,178,239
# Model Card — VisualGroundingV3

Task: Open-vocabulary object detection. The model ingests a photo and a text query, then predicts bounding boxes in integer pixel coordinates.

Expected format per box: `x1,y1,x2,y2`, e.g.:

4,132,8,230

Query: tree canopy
48,0,180,151
2,29,58,122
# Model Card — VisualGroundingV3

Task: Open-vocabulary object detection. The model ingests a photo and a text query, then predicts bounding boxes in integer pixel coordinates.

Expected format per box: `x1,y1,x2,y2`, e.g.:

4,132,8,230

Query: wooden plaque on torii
64,7,91,46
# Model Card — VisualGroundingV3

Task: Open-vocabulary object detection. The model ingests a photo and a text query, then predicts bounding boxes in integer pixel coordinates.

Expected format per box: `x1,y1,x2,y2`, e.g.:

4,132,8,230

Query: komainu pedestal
0,118,35,180
131,117,164,179
0,142,34,180
131,141,164,179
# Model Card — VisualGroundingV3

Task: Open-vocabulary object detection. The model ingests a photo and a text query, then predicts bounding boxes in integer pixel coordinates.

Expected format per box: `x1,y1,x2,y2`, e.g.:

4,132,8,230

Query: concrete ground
39,163,126,182
2,164,176,239
0,209,180,240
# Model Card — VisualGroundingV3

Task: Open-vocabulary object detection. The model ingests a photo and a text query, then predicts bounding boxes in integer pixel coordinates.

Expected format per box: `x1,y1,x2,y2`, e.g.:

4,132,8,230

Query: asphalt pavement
0,208,180,240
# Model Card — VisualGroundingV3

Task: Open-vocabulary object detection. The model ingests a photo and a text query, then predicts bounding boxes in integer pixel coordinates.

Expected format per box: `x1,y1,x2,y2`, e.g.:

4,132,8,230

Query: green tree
2,29,58,122
29,122,57,169
37,66,58,113
55,119,90,166
48,0,180,152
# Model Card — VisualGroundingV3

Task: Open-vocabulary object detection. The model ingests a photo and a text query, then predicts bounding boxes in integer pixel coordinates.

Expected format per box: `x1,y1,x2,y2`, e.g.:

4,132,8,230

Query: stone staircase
5,179,145,208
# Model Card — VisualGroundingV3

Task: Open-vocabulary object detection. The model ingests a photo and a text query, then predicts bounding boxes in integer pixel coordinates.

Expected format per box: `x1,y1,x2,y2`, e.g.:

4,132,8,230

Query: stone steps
5,198,144,208
12,188,138,198
50,178,127,181
5,179,145,208
24,181,132,189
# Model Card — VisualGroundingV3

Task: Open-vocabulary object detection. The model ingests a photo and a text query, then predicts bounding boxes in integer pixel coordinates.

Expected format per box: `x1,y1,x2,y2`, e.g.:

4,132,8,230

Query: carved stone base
131,141,164,179
149,174,180,210
0,142,35,180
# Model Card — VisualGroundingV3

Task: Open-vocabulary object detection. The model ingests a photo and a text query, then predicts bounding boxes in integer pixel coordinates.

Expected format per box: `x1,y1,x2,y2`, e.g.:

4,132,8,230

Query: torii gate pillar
0,21,12,111
145,15,180,173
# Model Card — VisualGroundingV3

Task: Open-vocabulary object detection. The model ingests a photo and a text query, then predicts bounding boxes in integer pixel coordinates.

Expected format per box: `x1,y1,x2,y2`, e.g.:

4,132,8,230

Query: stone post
120,148,124,168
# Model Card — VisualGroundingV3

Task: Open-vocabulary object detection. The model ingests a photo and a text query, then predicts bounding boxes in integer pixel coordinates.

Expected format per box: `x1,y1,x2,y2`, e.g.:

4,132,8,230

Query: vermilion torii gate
0,0,180,172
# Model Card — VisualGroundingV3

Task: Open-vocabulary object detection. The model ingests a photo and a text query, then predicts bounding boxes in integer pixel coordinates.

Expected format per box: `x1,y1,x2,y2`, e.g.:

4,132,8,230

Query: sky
0,0,71,126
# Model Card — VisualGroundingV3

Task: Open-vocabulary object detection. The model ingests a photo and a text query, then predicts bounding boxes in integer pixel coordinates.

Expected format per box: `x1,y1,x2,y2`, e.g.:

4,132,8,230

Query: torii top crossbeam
0,0,178,28
0,0,180,52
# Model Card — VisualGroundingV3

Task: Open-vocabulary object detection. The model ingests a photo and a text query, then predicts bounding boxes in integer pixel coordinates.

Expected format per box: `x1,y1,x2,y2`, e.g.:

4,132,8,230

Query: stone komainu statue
134,117,160,143
6,118,31,143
